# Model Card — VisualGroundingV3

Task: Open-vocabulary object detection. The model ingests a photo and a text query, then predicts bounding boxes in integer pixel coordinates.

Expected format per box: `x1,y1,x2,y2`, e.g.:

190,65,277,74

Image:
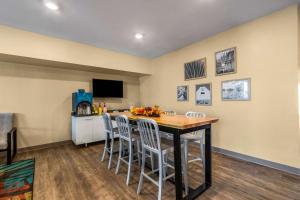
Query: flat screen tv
92,79,123,98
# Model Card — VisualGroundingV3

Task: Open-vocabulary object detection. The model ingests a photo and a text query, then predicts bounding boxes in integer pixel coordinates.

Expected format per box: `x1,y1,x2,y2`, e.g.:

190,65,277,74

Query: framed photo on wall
195,83,212,106
215,47,237,76
177,85,189,102
221,78,251,101
184,58,207,80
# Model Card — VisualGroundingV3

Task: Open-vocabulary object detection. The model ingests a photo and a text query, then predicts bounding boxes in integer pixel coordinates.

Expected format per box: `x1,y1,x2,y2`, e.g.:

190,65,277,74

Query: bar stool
160,111,190,194
115,115,141,185
101,113,119,169
182,111,206,193
137,118,177,200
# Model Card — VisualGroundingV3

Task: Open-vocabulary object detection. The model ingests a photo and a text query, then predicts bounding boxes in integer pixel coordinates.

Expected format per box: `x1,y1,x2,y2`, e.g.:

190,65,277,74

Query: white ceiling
0,0,298,58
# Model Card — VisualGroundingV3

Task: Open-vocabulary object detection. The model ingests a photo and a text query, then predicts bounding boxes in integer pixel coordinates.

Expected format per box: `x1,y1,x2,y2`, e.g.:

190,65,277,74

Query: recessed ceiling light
44,0,59,10
135,33,144,39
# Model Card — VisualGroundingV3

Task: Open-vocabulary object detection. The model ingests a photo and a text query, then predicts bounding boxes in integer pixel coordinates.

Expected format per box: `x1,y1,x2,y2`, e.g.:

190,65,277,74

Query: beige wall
140,5,300,168
0,61,140,148
0,25,151,75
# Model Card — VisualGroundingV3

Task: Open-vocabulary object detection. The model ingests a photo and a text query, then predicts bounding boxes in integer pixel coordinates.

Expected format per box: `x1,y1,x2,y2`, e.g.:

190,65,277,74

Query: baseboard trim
212,147,300,176
18,140,72,153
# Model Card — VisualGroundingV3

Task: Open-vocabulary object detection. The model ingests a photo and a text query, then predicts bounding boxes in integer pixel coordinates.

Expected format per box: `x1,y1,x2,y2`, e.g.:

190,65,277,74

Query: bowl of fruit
130,106,161,117
130,107,145,116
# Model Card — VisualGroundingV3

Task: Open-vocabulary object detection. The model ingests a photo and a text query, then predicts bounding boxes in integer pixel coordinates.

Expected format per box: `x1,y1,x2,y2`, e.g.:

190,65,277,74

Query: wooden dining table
110,112,219,200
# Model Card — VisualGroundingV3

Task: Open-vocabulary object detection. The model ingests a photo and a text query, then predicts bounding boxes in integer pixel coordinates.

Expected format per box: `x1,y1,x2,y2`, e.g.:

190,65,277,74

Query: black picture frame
184,58,207,80
215,47,237,76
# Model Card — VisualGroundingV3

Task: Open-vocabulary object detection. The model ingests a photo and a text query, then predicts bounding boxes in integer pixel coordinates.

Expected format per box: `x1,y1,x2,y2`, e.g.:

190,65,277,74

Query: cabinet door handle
85,118,93,120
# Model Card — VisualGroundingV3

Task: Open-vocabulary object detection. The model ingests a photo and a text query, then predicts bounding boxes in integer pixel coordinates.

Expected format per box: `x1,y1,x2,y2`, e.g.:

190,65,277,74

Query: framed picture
215,47,237,76
221,78,251,101
184,58,207,80
177,85,189,102
195,83,212,106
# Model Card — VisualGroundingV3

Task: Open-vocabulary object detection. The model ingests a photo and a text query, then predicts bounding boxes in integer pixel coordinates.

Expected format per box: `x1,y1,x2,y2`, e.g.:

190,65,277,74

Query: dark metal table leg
205,125,212,187
173,132,183,200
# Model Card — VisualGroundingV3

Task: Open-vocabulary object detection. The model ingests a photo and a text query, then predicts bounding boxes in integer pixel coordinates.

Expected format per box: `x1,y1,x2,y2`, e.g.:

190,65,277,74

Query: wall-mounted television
92,79,123,98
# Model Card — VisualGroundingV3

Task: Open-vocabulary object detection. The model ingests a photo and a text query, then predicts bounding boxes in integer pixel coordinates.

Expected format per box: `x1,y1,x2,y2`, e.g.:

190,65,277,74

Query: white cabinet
93,116,106,142
72,115,106,145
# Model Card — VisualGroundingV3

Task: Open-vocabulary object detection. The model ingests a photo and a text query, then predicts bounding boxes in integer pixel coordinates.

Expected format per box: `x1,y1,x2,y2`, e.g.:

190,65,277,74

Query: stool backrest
137,118,161,153
185,111,206,118
185,111,206,136
103,113,114,136
164,111,176,116
115,115,132,141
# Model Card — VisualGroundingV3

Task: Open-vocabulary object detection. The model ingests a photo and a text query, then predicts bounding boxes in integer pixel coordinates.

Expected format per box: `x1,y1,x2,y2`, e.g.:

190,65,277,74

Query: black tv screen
92,79,123,98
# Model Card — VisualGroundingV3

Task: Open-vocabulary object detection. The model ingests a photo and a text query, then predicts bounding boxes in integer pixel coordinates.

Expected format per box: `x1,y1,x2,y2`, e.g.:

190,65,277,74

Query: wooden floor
9,143,300,200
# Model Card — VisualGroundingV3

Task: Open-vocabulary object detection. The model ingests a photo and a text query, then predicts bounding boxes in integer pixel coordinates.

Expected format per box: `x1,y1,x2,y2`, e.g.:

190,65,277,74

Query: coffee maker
72,89,93,116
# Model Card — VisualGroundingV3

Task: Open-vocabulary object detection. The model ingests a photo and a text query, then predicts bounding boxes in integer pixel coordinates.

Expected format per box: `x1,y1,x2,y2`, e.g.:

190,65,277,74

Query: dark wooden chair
0,113,17,165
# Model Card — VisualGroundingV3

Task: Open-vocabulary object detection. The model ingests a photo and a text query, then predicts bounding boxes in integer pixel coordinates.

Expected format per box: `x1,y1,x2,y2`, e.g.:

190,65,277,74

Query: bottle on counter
86,105,91,115
98,103,103,115
103,103,108,113
93,104,98,115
